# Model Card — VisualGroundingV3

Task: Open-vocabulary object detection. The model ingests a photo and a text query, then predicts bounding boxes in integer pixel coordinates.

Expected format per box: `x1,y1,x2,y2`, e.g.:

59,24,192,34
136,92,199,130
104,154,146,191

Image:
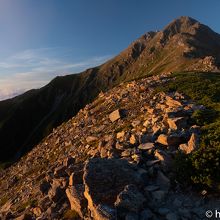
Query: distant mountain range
0,16,220,163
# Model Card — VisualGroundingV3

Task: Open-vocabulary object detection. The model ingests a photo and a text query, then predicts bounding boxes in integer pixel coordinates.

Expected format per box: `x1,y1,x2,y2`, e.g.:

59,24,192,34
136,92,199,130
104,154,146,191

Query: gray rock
144,185,159,192
173,198,182,207
151,190,167,203
158,207,170,215
154,150,172,167
178,208,191,218
191,207,204,218
166,212,179,220
96,204,116,220
156,170,170,190
138,143,154,150
146,160,160,167
140,209,154,220
125,212,139,220
139,134,152,143
83,158,142,220
115,184,146,212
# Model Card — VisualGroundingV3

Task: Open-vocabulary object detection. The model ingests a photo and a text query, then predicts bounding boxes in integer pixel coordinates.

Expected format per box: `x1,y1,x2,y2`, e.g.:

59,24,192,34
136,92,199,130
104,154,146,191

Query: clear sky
0,0,220,100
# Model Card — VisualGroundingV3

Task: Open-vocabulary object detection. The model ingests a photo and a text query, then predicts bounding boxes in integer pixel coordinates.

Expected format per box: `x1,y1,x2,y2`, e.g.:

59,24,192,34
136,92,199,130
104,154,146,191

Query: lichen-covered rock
83,158,142,219
115,184,146,213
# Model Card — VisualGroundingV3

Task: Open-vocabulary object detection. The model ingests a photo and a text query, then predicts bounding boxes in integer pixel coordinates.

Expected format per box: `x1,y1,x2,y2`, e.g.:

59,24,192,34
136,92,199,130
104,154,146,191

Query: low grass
157,71,220,190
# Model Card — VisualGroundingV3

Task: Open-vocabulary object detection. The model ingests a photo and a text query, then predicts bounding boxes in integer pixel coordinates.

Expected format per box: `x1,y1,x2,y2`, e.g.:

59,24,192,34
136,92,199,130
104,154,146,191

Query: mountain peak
174,16,198,25
162,16,199,36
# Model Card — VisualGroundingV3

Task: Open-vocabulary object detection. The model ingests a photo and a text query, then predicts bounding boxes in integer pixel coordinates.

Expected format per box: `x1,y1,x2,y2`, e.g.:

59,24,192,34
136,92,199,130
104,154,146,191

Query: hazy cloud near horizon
0,48,112,101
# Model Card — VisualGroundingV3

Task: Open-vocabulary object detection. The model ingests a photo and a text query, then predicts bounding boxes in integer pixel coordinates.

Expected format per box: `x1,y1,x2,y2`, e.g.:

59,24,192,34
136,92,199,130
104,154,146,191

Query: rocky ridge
0,72,219,220
1,16,220,163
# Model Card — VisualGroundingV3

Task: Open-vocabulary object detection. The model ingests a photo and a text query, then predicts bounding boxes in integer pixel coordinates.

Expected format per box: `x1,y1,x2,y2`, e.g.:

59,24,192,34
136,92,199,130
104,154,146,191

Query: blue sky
0,0,220,100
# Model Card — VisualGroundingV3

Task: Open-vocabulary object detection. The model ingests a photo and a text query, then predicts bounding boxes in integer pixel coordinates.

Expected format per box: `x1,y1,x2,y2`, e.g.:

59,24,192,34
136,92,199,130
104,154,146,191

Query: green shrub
174,152,193,186
189,147,220,187
163,72,220,189
191,109,217,126
201,122,220,148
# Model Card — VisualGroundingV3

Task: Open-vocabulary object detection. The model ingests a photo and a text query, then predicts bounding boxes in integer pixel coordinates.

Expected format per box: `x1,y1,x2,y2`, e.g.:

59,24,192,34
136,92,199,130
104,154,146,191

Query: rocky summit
1,72,219,220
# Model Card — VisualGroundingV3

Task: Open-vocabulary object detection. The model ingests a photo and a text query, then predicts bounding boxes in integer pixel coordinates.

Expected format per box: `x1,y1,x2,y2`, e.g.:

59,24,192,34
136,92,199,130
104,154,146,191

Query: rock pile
0,72,218,220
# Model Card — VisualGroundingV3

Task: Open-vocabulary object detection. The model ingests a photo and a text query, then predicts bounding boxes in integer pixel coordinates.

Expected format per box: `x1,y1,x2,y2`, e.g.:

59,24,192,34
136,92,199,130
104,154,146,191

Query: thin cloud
0,48,112,100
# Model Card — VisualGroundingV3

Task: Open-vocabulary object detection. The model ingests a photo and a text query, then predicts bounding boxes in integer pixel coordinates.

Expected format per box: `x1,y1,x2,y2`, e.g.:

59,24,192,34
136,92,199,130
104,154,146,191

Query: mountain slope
1,72,220,219
1,16,220,163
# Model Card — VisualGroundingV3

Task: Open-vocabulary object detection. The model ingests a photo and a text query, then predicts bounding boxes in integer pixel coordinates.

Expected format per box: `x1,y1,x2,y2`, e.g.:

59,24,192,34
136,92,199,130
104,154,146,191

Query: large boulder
83,158,142,220
156,171,170,191
115,184,146,213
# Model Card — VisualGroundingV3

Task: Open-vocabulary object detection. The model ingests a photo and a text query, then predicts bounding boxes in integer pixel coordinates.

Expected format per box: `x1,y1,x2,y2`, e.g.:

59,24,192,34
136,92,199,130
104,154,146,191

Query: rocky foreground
0,72,219,219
